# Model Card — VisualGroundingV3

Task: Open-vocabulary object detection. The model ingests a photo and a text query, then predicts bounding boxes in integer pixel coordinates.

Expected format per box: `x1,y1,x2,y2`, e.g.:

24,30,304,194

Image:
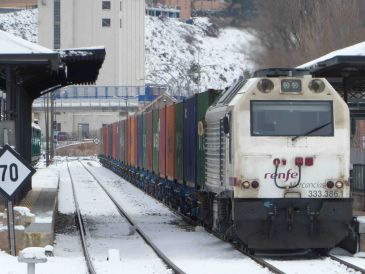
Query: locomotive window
251,100,333,136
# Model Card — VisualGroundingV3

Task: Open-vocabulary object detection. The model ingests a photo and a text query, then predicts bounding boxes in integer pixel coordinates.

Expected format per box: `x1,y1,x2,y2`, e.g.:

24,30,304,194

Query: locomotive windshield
251,100,333,136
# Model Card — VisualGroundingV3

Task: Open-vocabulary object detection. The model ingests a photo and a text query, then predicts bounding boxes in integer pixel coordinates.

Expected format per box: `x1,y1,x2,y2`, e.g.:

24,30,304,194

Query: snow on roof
298,41,365,69
0,29,54,54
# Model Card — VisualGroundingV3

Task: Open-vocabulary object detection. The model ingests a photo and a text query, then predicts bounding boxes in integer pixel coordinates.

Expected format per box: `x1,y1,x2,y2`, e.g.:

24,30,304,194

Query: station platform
0,167,59,254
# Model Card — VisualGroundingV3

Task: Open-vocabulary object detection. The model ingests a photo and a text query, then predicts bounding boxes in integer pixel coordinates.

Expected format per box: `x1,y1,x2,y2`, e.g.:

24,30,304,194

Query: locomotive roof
253,68,310,77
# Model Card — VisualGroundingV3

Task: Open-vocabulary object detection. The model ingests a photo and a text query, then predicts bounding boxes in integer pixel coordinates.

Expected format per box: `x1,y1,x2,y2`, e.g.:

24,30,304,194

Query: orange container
126,117,130,165
166,104,176,180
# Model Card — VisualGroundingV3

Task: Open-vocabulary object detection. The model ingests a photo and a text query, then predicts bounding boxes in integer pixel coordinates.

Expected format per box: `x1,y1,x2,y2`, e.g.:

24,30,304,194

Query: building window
102,1,111,10
54,0,60,49
102,18,111,27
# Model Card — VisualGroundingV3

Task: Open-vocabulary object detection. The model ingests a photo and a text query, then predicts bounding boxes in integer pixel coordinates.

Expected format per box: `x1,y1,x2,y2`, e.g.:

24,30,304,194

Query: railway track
74,159,185,274
329,254,365,274
81,157,365,274
66,160,97,274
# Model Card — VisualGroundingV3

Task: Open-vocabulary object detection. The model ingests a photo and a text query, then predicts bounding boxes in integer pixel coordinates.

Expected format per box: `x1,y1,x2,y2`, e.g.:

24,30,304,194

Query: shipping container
166,104,176,180
112,123,117,160
175,101,184,183
184,96,197,186
197,90,220,187
159,106,166,177
116,122,121,161
137,114,143,168
152,109,159,174
120,120,125,163
146,111,153,171
126,117,130,165
131,115,138,167
108,124,113,159
142,112,147,169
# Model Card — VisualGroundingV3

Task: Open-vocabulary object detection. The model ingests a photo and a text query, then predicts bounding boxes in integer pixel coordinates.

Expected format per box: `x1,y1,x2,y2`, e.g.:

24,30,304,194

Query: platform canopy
0,30,105,97
0,30,105,200
298,42,365,117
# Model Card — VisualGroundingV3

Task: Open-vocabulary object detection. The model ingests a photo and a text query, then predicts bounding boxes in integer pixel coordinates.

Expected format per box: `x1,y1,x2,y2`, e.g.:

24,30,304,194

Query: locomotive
99,68,354,252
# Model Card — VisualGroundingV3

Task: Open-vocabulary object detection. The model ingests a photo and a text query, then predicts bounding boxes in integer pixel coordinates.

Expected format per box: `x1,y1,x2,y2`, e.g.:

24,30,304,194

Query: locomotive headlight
308,79,325,93
242,181,250,189
335,181,344,189
257,79,274,93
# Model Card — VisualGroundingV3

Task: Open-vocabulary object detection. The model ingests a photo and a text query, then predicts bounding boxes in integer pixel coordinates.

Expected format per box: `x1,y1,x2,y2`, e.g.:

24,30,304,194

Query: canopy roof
0,30,105,97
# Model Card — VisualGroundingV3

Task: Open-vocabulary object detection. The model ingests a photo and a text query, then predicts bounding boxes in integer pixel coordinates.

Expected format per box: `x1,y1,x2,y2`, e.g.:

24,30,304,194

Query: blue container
137,114,143,168
183,95,197,186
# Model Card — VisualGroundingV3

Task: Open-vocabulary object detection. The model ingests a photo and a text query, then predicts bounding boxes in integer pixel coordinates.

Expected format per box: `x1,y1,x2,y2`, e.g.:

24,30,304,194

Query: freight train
99,68,356,252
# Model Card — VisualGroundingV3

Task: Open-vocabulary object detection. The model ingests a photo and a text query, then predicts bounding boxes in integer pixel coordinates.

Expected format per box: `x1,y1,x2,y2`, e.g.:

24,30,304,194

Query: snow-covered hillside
0,9,256,94
145,16,256,95
0,9,37,43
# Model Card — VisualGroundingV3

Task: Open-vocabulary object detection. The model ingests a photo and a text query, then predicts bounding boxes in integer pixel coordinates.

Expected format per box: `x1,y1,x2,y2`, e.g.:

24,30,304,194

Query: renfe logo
264,169,298,182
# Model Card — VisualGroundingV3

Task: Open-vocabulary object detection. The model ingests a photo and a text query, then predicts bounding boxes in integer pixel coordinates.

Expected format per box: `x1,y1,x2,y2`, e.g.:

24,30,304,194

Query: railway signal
0,144,35,256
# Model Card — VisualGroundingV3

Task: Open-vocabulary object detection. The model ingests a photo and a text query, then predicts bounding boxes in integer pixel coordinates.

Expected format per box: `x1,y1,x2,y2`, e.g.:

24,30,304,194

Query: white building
36,0,145,139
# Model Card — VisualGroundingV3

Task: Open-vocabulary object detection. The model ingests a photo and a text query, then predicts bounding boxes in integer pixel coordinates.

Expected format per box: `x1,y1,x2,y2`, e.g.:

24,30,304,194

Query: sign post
0,145,35,255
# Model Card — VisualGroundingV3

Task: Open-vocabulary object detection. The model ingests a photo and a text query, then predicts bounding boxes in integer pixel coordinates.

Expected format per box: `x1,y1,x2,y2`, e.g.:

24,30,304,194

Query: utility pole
44,93,49,166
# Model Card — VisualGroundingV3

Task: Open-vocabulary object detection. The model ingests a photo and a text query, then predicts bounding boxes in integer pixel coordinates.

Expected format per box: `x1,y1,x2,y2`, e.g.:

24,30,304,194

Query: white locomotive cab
205,74,350,199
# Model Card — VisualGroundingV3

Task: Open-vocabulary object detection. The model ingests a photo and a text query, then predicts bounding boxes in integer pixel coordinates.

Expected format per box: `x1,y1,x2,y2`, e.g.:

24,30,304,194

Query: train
99,68,356,252
31,122,42,164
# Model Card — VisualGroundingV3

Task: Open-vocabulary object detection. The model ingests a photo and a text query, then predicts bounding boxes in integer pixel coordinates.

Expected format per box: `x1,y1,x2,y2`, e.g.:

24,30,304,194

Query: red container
105,126,109,158
100,127,105,156
131,115,138,167
159,106,166,178
146,111,153,171
166,104,176,180
112,123,117,160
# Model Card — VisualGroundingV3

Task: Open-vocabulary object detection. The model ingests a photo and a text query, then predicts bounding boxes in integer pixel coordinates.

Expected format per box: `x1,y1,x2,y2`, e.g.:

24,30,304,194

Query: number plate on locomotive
306,190,342,198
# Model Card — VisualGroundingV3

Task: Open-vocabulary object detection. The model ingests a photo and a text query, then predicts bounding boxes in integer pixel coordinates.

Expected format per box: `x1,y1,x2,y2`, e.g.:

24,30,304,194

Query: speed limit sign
0,144,35,200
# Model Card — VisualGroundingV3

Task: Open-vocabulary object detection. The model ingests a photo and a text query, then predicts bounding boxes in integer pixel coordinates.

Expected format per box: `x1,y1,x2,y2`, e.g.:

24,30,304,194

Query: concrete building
147,0,226,19
38,0,145,87
36,0,146,139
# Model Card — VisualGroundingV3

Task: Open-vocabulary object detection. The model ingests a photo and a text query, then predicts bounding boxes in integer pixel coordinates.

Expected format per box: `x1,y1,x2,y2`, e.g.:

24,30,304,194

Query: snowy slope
0,9,37,43
0,9,256,94
145,16,256,94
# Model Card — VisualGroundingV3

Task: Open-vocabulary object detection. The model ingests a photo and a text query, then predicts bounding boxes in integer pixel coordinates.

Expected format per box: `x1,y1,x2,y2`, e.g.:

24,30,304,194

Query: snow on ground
82,159,270,274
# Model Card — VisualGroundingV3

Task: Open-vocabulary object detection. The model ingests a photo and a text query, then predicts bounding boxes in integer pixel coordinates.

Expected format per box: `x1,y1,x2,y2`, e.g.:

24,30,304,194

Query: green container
197,90,220,187
175,101,184,183
142,113,147,169
152,109,160,174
